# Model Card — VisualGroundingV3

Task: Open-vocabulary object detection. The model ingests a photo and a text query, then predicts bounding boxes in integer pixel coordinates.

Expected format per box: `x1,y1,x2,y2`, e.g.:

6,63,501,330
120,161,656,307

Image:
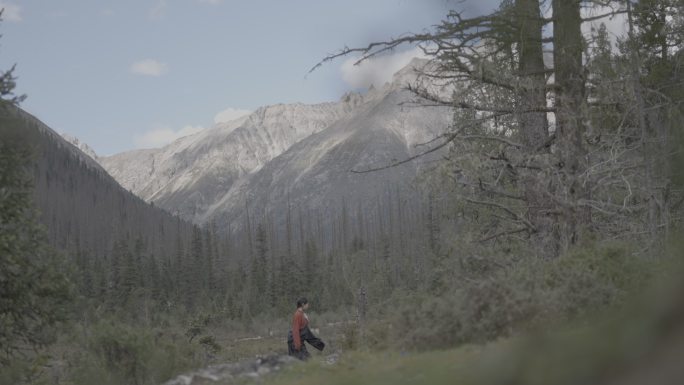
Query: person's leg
298,344,311,361
287,330,296,356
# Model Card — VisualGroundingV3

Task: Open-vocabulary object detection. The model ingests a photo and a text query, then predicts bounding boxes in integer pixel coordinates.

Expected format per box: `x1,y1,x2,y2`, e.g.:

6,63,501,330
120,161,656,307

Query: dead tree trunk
515,0,553,256
552,0,589,252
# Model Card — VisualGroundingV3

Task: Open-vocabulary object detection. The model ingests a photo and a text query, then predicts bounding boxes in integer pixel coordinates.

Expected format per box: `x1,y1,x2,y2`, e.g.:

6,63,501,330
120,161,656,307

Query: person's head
296,297,309,310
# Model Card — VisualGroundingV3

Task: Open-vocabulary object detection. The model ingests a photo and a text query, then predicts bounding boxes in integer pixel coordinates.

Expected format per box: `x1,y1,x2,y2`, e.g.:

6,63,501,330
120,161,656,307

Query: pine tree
0,116,72,363
252,223,269,309
303,239,319,292
185,226,205,310
118,240,140,309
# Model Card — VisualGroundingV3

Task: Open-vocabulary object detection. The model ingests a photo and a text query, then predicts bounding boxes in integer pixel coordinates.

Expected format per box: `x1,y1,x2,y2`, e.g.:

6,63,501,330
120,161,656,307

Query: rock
325,352,341,365
162,355,298,385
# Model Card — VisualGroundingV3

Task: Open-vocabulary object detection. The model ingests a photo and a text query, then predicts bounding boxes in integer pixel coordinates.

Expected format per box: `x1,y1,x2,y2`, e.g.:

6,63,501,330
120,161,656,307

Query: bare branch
581,10,629,23
460,135,523,149
479,227,529,243
350,112,508,173
464,198,536,230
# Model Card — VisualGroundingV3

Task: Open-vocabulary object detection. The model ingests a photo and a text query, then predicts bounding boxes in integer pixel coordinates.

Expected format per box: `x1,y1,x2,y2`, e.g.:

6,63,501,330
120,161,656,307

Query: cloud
214,107,251,124
101,8,115,17
340,46,428,89
130,59,168,77
134,125,205,149
197,0,223,4
149,0,167,20
0,1,22,22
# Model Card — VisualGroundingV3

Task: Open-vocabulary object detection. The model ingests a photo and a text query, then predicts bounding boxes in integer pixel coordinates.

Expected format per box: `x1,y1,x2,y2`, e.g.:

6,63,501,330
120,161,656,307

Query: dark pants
287,326,325,360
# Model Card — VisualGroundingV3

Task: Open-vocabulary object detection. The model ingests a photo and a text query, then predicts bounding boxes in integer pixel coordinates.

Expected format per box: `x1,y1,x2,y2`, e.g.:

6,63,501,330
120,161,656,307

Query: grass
260,263,684,385
261,348,481,385
210,310,350,362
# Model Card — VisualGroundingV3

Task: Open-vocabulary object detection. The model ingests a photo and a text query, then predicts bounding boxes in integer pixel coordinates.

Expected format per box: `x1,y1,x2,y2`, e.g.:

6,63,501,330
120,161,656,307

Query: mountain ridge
0,105,195,259
96,57,453,253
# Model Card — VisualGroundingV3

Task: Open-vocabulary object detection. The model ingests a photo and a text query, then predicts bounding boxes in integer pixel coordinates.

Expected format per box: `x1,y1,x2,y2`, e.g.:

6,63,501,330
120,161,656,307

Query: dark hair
296,297,308,308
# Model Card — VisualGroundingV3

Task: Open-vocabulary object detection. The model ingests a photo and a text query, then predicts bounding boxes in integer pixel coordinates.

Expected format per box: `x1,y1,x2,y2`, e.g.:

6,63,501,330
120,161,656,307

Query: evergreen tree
277,252,303,312
185,226,205,310
0,111,71,362
252,223,269,308
202,226,216,295
118,240,139,308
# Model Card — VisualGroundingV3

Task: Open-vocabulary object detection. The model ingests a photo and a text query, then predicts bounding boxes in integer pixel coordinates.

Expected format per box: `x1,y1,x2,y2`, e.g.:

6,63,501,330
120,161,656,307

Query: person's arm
292,312,303,350
301,326,325,351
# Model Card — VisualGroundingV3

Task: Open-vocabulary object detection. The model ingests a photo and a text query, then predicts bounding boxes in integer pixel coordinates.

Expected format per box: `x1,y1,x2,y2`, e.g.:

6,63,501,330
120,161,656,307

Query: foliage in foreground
359,241,660,351
264,253,684,385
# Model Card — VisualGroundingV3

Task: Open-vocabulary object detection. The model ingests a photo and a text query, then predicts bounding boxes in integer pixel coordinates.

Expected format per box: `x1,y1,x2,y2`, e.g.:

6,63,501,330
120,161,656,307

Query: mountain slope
101,59,450,226
60,132,99,162
204,87,451,241
97,59,454,258
101,98,364,219
0,106,193,259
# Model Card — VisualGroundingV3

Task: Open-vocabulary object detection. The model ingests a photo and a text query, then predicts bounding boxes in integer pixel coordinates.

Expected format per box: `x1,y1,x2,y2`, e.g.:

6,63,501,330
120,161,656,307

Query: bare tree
312,0,682,257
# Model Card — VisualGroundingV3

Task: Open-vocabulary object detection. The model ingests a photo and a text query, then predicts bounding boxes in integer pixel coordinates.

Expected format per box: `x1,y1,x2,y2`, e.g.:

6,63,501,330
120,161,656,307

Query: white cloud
0,2,22,22
130,59,168,77
134,125,205,149
340,46,428,89
149,0,167,20
214,107,251,124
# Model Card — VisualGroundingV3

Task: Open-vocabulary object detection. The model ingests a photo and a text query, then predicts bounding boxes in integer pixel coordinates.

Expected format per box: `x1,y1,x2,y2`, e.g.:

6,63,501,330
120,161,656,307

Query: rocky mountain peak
98,56,450,225
60,132,99,161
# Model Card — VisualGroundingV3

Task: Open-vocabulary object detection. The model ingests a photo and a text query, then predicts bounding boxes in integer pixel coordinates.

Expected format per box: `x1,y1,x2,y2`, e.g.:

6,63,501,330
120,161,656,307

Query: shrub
373,241,656,351
69,320,200,385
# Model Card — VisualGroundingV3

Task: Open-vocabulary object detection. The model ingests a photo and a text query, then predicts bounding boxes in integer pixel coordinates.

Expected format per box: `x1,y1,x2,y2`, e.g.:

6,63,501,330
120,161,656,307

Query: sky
0,0,626,156
0,0,503,156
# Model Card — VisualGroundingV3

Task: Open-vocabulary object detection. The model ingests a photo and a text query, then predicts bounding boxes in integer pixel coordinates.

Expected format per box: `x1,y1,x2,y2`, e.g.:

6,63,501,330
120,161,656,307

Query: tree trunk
517,0,548,149
516,0,553,256
552,0,588,252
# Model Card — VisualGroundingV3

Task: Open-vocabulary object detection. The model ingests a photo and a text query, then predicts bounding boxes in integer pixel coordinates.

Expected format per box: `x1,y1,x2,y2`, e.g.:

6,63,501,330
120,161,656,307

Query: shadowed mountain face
0,106,194,259
99,59,453,253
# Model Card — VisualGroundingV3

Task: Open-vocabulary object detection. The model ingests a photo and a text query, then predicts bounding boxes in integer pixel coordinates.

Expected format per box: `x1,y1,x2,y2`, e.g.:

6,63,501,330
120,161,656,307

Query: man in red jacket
287,297,325,360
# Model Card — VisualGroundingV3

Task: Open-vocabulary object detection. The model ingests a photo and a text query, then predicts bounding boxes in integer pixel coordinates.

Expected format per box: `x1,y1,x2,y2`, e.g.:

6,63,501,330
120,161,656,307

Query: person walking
287,297,325,360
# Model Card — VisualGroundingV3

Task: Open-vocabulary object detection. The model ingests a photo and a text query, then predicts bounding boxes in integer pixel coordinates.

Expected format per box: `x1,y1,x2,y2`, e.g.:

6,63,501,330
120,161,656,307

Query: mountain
100,59,454,256
204,79,452,242
101,97,364,220
60,132,99,162
0,106,193,260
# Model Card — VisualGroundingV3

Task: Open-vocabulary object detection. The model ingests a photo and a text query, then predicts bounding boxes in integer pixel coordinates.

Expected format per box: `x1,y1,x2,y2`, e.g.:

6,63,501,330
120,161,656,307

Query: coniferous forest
1,1,684,384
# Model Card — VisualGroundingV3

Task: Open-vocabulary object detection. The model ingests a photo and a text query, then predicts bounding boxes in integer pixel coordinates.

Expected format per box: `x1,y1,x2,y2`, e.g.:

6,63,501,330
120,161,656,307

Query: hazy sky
0,0,502,155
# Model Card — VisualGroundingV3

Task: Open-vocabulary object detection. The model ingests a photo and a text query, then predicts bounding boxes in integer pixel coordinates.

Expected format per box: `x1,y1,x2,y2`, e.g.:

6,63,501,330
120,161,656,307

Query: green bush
374,242,656,351
0,354,53,385
339,319,362,350
69,320,200,385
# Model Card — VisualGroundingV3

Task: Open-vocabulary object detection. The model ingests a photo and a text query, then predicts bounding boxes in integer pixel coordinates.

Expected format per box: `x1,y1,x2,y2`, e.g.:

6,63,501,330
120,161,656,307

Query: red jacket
291,308,308,350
